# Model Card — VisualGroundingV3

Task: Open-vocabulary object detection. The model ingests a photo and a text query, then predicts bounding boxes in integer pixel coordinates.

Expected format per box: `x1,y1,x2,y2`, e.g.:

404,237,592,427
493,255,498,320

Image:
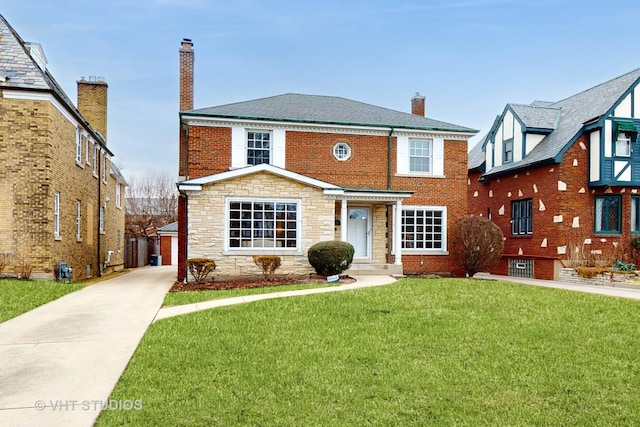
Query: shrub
307,241,354,276
450,215,504,277
253,256,282,278
186,258,216,283
575,266,610,279
16,259,33,280
0,253,9,275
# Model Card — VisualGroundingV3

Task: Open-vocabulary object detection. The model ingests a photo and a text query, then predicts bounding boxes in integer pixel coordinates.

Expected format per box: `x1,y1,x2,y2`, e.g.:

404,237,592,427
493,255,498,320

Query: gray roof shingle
184,93,477,134
472,68,640,177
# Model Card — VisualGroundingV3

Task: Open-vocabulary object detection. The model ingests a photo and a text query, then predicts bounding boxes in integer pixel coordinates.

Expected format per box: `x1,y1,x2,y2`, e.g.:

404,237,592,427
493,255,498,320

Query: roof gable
178,163,343,191
182,93,477,134
470,68,640,177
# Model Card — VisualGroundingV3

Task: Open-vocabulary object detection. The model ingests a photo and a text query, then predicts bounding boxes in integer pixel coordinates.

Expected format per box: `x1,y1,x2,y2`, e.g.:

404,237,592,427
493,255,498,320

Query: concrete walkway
475,272,640,300
155,275,397,321
0,266,175,427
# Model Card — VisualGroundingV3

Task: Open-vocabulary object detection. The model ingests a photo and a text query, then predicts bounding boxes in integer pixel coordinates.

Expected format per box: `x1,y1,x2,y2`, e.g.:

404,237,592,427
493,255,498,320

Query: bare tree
125,171,178,237
450,215,504,277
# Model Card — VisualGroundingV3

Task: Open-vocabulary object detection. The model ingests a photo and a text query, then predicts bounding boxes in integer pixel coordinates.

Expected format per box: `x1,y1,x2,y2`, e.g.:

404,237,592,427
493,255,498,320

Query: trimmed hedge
307,241,354,276
186,258,216,283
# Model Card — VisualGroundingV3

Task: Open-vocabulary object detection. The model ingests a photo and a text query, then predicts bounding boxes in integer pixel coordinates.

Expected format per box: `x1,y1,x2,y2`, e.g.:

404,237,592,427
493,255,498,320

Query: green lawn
163,281,339,307
0,279,84,323
99,278,640,426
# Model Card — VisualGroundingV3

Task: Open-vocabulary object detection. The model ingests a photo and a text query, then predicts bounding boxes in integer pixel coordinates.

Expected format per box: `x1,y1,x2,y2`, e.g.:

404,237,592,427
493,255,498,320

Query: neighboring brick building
468,69,640,280
176,39,476,280
0,14,126,280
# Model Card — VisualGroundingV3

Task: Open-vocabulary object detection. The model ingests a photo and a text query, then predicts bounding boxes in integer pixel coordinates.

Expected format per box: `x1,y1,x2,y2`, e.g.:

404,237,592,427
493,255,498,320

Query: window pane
228,199,298,248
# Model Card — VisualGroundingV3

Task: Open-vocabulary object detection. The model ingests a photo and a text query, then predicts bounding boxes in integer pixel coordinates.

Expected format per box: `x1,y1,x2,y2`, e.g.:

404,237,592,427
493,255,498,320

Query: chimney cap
412,91,425,100
181,38,193,50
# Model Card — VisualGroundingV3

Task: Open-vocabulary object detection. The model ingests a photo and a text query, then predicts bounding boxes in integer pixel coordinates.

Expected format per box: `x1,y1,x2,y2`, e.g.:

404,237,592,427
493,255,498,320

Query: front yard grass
99,277,640,426
0,279,84,323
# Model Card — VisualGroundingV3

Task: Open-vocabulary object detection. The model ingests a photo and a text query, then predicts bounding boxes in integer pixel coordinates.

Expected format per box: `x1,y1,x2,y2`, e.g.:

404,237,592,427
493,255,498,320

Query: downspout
182,122,190,283
387,128,394,263
97,146,102,277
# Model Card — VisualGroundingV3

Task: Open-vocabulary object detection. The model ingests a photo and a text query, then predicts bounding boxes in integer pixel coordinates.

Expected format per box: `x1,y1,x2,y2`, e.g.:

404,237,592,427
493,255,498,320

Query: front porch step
345,262,402,277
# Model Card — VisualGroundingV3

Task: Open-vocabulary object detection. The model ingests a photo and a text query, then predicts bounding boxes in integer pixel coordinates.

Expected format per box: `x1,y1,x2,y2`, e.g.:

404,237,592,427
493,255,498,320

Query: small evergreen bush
307,241,354,276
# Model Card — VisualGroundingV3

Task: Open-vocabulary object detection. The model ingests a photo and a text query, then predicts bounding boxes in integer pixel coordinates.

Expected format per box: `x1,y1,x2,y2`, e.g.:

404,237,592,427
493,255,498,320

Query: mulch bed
170,274,355,292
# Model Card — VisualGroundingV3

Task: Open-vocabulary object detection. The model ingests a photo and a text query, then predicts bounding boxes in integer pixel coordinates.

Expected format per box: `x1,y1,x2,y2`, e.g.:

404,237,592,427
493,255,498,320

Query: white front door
347,207,371,259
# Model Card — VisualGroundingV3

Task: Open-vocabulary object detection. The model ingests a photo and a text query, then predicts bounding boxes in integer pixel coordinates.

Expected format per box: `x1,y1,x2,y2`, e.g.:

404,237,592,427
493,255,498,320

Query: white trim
181,116,475,140
398,205,448,255
2,90,78,126
333,142,352,161
179,163,342,191
223,197,302,253
273,128,286,168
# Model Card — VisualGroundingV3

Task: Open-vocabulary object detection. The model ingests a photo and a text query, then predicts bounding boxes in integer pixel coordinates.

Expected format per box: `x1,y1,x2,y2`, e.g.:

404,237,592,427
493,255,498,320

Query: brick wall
0,93,123,280
468,135,640,279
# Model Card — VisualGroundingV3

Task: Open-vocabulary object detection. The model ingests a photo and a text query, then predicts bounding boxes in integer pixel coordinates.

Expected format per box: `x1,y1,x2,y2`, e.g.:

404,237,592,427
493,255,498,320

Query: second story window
54,192,61,238
75,129,82,164
511,199,532,235
116,184,122,208
93,145,98,176
247,131,271,165
616,132,632,157
99,206,105,233
409,139,432,173
503,138,514,163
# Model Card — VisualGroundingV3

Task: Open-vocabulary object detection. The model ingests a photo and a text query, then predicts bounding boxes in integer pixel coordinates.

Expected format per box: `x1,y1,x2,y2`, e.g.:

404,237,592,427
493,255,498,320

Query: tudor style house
468,68,640,280
176,39,476,281
0,14,126,280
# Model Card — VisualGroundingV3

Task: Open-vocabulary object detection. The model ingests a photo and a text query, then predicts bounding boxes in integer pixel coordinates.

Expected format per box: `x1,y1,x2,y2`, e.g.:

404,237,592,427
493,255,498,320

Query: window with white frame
102,156,108,182
247,131,271,165
75,129,82,164
116,184,122,208
409,139,432,173
401,207,446,250
86,138,91,165
54,192,61,237
228,199,299,249
93,145,98,176
99,206,105,233
76,200,81,240
333,143,351,161
616,132,632,157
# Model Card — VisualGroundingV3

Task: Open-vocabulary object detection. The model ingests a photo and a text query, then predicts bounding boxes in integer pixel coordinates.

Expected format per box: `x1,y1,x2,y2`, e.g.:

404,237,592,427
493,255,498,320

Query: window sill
511,234,533,238
395,250,449,256
594,232,622,236
223,249,302,256
54,235,62,241
99,231,106,235
76,237,83,243
395,173,445,179
76,161,84,168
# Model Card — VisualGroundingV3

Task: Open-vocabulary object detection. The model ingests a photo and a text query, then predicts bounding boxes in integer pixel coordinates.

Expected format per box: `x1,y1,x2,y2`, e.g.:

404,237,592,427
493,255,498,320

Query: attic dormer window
503,138,514,164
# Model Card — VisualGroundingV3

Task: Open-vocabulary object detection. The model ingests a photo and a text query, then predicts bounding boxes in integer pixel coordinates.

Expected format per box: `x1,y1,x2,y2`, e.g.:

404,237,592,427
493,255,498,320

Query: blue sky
3,1,640,180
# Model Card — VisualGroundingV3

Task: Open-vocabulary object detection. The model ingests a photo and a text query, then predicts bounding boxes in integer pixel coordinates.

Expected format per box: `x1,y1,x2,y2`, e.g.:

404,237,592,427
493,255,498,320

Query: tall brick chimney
179,38,194,111
77,76,108,141
411,92,425,117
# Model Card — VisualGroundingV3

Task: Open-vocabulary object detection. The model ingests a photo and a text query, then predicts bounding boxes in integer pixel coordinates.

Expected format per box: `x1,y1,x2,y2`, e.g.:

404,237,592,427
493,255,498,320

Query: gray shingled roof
157,221,178,233
183,93,477,134
0,14,112,155
468,135,487,171
509,103,560,130
472,68,640,177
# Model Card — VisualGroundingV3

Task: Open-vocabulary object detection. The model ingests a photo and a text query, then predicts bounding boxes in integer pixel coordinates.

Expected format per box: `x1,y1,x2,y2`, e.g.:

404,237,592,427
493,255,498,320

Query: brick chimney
179,38,194,111
77,76,108,141
411,92,425,117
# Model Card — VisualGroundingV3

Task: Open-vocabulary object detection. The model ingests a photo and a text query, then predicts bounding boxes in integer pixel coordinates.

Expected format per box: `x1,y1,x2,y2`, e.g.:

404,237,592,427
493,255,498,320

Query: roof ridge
550,68,640,106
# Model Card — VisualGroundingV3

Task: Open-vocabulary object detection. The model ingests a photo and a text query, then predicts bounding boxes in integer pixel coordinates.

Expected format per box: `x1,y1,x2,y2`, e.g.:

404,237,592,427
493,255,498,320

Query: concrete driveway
0,266,175,427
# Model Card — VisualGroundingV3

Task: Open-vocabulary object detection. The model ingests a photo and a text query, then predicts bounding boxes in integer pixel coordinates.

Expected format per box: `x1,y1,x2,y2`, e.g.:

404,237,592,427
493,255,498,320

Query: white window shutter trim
433,137,444,176
273,129,286,168
397,135,409,174
231,126,245,168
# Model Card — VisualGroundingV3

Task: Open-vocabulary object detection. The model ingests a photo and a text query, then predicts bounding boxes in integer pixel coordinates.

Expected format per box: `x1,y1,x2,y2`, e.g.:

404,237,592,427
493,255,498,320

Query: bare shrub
253,256,282,278
0,253,11,275
17,259,33,280
186,258,216,283
450,215,504,277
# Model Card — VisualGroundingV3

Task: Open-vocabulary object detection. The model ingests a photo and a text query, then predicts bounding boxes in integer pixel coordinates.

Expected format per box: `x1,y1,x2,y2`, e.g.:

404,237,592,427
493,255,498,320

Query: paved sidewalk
0,266,175,427
476,273,640,300
155,275,397,321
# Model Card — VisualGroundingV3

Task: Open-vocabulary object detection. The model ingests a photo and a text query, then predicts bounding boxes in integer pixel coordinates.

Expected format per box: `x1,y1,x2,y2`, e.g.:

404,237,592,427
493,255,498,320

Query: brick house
468,69,640,280
176,39,476,281
0,14,126,280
